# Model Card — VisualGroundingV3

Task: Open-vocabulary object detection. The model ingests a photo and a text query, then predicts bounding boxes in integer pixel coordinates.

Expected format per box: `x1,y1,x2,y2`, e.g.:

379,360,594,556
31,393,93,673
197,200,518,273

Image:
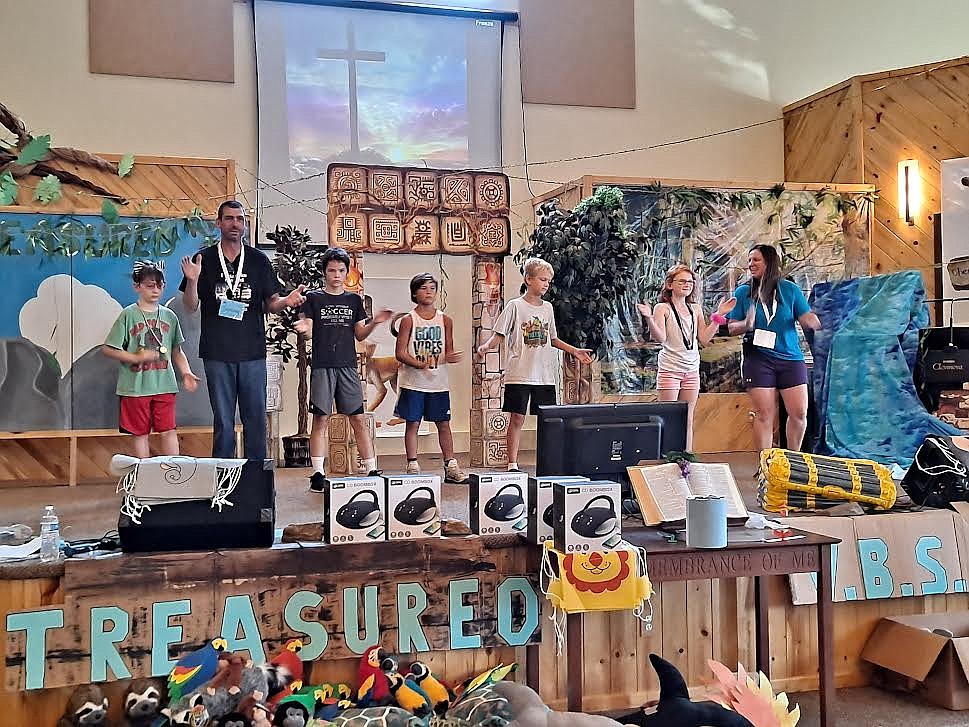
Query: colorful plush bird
408,661,452,715
333,682,353,702
356,645,391,707
453,662,517,706
267,679,303,714
270,638,305,684
387,671,432,718
166,637,228,704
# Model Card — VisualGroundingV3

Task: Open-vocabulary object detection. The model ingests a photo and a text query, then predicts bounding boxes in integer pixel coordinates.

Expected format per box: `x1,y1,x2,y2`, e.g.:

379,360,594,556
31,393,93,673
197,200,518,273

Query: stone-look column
561,358,601,404
469,255,509,467
327,254,377,475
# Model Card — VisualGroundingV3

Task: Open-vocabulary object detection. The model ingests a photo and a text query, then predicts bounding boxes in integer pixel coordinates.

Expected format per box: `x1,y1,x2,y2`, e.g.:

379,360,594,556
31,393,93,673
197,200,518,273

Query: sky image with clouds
281,6,475,170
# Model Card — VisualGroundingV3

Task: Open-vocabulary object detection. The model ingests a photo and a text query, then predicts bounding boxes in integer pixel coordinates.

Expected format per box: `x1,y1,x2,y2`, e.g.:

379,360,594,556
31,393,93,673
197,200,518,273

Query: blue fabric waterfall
808,271,959,468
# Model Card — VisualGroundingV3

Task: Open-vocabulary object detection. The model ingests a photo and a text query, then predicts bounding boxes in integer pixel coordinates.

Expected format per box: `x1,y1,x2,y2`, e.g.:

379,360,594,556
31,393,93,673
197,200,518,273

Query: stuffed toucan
408,660,452,715
166,637,227,704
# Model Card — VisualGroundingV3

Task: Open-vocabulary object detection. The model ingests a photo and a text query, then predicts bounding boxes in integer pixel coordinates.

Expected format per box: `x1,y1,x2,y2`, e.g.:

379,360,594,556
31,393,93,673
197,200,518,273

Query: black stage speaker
119,459,275,552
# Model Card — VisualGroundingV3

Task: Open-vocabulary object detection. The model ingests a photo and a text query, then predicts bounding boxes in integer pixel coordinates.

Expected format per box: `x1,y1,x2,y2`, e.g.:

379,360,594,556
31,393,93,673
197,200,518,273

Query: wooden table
526,526,839,726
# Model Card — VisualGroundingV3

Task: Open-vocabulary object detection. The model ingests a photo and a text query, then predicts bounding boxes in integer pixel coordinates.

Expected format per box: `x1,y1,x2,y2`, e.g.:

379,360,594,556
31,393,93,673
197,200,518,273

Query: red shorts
119,393,176,436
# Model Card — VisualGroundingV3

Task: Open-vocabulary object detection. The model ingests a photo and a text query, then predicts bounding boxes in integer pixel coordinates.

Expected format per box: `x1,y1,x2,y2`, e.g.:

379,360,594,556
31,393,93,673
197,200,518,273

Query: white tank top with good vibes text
398,309,449,393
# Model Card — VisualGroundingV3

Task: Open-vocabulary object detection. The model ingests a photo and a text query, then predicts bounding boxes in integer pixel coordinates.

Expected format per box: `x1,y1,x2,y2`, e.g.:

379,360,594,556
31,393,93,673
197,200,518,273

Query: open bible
626,462,748,525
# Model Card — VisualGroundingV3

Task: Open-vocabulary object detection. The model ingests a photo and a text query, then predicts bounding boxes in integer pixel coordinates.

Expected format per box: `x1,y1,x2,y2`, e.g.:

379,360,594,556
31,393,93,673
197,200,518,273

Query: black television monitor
535,402,688,485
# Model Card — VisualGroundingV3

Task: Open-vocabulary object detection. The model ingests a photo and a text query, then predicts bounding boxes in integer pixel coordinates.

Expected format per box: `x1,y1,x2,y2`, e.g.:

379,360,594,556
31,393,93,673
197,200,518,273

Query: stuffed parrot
167,637,228,704
356,645,391,707
387,672,432,718
408,661,452,715
270,638,304,685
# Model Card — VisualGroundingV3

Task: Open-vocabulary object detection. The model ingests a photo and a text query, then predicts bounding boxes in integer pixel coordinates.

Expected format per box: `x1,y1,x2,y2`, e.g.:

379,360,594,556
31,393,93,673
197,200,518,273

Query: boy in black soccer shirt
295,247,392,490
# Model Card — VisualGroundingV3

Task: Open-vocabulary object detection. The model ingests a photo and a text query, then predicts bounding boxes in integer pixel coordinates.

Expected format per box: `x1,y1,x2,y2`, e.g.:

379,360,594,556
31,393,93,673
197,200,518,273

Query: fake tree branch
0,101,127,204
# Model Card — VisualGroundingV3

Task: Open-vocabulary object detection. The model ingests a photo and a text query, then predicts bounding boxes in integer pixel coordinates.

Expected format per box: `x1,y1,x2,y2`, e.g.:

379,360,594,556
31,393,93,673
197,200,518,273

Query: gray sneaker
444,459,469,484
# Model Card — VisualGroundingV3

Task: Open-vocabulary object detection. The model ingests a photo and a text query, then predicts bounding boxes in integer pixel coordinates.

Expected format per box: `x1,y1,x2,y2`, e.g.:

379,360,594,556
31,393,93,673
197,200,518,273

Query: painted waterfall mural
0,212,217,431
600,184,874,395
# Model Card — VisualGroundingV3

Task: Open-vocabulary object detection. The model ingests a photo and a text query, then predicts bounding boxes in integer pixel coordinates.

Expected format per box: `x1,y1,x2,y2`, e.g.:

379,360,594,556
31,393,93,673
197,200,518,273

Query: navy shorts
742,347,808,390
394,388,451,422
502,384,556,415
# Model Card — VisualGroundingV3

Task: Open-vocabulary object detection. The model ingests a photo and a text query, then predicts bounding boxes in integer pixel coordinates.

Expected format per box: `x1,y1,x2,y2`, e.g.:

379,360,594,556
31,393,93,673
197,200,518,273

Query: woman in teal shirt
726,244,821,452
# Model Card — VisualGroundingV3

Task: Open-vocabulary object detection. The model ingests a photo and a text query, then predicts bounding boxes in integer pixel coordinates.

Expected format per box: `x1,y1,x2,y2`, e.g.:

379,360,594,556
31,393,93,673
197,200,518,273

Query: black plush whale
616,654,755,727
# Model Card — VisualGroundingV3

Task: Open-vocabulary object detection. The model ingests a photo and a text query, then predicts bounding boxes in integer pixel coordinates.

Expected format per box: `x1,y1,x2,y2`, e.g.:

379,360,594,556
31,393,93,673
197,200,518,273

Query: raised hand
715,296,737,317
285,284,307,308
637,302,653,319
373,308,394,324
180,254,201,281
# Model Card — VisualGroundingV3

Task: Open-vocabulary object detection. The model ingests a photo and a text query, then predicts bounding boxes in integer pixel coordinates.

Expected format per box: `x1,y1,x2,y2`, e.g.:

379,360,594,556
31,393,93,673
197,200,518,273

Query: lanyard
669,303,695,350
759,295,777,327
137,306,165,352
217,242,245,298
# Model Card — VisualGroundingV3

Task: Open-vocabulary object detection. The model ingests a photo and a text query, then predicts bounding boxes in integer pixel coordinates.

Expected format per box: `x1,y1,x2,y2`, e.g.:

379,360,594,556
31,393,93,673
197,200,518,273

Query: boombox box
118,459,276,552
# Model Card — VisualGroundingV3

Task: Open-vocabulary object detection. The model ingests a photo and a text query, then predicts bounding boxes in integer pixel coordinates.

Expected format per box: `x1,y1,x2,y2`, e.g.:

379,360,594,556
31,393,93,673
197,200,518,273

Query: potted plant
516,186,640,403
265,225,327,467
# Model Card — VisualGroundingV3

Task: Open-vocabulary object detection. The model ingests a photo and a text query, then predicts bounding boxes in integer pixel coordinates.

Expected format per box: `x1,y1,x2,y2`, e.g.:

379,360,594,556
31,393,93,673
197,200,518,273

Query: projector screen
254,0,504,243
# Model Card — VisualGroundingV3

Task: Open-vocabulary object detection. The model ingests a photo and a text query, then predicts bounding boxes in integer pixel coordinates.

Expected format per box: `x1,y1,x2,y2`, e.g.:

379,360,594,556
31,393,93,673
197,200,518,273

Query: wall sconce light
898,159,920,226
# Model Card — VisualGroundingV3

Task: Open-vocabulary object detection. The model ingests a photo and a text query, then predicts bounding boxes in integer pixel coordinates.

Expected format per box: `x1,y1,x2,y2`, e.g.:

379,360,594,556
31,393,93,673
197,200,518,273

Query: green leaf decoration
0,171,17,206
101,198,120,225
118,153,135,177
33,174,62,204
16,134,51,165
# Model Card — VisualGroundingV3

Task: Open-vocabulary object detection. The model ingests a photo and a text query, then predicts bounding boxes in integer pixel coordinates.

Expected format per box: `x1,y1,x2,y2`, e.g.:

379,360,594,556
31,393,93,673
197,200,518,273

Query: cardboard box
527,475,589,545
385,474,442,541
324,476,386,544
469,472,528,535
862,612,969,710
553,480,623,553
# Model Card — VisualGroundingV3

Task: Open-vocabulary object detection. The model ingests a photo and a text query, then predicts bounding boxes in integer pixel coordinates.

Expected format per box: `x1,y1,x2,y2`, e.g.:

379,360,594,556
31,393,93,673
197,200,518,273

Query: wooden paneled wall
784,56,969,300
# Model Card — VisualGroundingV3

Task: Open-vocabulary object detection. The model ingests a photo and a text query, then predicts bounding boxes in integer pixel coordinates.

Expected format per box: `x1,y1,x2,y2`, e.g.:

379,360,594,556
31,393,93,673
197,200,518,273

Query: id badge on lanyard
753,298,777,350
217,243,248,321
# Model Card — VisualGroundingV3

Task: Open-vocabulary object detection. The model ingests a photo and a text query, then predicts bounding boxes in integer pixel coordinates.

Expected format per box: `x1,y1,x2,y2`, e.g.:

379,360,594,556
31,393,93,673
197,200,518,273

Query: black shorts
502,384,556,415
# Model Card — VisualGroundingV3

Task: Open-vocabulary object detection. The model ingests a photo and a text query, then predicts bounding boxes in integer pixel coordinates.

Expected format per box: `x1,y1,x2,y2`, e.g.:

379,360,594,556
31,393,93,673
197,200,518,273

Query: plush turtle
329,706,424,727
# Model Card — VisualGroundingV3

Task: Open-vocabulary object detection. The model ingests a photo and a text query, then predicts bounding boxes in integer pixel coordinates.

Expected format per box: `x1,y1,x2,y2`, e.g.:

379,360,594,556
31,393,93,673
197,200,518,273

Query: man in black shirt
179,200,305,459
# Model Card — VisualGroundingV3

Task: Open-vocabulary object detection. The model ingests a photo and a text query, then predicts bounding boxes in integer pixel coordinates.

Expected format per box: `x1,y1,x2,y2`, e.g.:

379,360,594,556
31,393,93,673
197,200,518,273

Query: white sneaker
444,459,469,484
406,460,421,474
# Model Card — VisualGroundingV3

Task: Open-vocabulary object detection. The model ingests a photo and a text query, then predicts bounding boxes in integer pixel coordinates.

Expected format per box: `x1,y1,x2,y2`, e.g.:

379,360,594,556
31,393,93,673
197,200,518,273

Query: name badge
753,328,776,350
219,298,247,320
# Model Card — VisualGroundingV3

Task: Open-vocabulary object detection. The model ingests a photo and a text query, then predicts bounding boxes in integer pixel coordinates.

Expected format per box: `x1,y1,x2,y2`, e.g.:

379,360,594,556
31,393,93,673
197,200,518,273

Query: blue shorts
394,389,451,423
741,347,808,390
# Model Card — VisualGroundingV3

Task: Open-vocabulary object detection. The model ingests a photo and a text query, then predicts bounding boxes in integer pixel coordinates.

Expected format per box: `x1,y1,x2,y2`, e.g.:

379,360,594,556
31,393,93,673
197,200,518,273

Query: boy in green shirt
102,261,200,457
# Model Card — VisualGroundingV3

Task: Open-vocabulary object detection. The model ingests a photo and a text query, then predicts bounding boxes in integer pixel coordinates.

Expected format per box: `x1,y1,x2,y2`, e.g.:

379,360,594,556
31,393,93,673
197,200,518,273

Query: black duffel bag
901,435,969,508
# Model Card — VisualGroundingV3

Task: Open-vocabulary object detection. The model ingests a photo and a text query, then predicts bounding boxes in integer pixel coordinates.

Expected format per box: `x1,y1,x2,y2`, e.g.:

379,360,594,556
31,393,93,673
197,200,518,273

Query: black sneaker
309,471,326,492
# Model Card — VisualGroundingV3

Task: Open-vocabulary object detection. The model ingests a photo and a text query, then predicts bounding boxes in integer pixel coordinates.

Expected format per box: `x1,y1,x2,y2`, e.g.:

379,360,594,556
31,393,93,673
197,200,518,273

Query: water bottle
39,506,61,562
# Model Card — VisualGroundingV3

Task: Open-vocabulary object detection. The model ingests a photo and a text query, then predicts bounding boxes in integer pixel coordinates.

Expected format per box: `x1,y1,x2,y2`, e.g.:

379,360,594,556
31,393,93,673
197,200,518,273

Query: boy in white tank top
393,274,468,483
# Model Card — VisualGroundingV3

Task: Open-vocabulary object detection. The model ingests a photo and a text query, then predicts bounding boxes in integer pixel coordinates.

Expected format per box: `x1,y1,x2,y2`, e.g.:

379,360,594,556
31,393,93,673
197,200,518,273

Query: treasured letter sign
4,539,540,691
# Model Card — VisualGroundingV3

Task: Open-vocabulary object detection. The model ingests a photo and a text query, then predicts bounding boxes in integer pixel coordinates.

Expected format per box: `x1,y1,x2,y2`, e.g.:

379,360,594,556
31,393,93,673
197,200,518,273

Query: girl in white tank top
638,264,736,451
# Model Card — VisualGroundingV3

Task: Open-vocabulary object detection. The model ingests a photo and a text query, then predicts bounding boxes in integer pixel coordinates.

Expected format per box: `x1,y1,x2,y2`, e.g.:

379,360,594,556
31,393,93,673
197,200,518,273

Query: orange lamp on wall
898,159,921,226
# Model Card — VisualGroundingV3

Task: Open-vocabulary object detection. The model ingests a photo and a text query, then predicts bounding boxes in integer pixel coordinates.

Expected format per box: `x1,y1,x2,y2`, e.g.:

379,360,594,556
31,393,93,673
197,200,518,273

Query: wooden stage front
3,452,969,724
